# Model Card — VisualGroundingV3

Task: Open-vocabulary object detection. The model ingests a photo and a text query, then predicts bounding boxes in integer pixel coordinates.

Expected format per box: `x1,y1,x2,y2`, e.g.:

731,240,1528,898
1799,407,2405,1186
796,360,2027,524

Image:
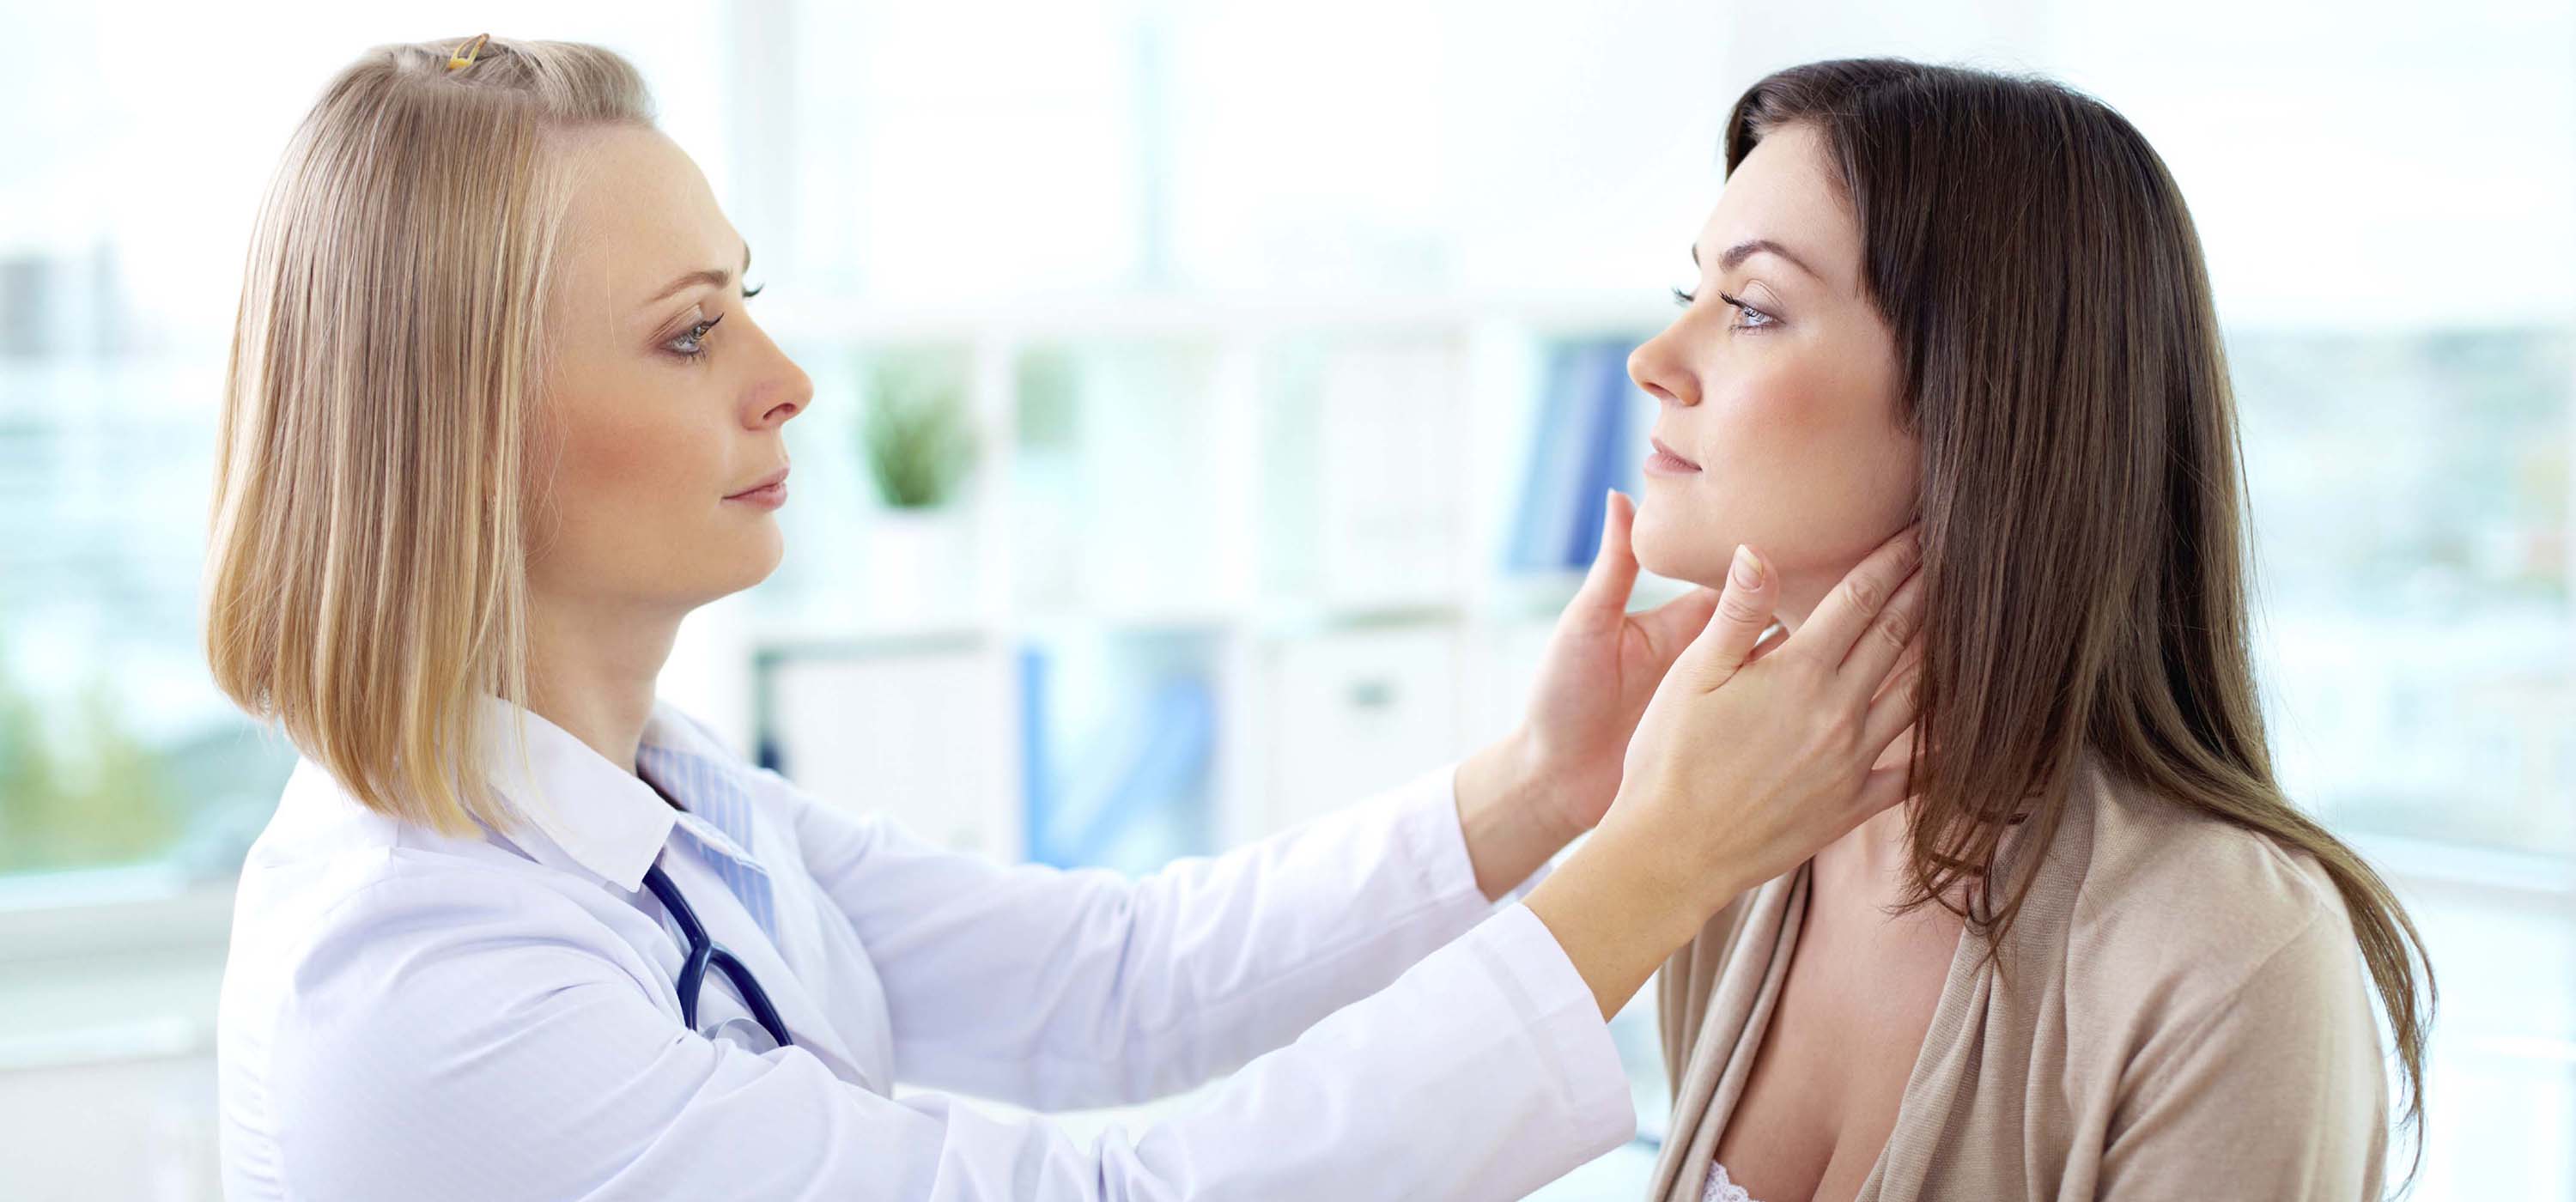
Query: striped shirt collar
474,694,761,895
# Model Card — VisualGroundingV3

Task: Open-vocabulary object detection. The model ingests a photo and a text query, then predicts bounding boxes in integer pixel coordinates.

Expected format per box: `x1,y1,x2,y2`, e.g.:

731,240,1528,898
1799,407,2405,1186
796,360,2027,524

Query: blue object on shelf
1507,337,1647,573
1018,640,1218,875
1018,644,1053,862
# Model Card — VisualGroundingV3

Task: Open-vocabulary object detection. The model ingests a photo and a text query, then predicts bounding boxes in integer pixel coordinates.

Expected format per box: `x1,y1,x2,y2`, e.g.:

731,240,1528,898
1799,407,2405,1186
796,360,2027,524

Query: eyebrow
641,242,754,308
1691,238,1825,283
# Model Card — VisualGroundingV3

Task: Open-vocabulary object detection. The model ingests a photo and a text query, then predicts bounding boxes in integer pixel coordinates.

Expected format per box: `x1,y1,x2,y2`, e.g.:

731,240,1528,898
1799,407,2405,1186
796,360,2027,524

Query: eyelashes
662,282,765,361
665,312,725,359
1669,286,1779,331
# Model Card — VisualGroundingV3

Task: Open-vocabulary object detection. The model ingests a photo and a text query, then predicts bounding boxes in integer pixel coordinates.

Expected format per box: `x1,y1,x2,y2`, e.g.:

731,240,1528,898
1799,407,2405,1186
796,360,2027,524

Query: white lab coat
215,695,1637,1200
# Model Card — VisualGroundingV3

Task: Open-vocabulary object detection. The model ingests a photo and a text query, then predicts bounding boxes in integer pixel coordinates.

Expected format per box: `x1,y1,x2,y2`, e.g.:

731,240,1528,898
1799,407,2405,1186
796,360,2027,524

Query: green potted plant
856,347,979,617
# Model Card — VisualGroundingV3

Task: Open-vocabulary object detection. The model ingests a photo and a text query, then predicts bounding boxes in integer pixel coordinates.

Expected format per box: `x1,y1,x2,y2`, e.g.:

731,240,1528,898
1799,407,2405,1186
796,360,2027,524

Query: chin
1631,500,1729,588
710,529,786,598
744,537,786,590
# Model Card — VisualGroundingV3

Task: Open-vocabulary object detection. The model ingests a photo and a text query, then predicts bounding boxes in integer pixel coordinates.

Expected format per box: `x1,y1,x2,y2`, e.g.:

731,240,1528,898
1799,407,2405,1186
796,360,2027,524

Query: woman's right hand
1522,524,1929,1019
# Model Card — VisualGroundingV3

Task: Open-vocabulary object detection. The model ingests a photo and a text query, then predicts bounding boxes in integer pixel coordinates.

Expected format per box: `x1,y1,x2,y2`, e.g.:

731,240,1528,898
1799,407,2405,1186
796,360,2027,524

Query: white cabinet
764,640,1024,860
1259,624,1467,835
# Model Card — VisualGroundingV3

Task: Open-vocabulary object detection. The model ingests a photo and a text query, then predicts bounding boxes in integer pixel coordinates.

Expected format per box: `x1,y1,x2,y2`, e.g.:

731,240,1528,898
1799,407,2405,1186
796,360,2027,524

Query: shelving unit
735,289,1688,870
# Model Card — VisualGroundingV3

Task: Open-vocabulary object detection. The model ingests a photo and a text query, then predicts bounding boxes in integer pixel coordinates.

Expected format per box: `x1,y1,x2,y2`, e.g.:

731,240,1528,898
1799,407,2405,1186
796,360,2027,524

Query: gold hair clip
447,33,490,72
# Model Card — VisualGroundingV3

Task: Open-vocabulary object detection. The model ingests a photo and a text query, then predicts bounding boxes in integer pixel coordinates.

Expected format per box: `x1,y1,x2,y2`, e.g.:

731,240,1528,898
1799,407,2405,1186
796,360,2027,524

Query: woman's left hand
1456,490,1777,897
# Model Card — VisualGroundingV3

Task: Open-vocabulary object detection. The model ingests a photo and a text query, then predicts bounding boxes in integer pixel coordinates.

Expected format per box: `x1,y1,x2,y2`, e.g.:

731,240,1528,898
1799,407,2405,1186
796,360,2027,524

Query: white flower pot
865,506,973,622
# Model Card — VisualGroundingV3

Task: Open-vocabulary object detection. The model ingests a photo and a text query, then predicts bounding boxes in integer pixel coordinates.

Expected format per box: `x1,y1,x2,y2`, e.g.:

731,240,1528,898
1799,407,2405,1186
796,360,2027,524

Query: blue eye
1716,291,1777,331
666,313,725,358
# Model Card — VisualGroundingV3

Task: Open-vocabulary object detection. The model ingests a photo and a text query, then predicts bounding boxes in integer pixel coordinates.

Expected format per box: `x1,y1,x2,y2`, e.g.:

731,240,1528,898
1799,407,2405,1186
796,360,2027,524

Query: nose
747,343,814,431
758,366,811,428
1628,321,1699,408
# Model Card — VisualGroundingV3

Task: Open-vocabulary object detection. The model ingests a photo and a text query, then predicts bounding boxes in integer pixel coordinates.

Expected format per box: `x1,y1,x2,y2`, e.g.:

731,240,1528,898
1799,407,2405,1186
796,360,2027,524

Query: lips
1649,437,1702,470
726,464,789,499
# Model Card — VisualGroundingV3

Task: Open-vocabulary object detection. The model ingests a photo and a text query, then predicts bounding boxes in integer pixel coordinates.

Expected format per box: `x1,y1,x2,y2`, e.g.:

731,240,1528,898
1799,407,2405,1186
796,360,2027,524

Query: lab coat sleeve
267,862,1633,1202
774,761,1559,1109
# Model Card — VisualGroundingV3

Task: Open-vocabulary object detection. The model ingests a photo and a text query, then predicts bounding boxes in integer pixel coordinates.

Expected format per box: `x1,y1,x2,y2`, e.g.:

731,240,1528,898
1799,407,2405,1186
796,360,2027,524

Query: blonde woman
1629,60,2434,1201
206,36,1930,1201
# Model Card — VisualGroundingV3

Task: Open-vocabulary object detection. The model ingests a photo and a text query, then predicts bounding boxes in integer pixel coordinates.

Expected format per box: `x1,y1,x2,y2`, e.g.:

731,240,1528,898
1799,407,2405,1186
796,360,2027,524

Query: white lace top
1701,1163,1762,1202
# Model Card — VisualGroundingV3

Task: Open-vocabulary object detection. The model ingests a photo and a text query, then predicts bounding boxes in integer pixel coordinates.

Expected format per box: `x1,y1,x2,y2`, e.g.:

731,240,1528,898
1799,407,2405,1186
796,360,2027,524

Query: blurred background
0,0,2568,1197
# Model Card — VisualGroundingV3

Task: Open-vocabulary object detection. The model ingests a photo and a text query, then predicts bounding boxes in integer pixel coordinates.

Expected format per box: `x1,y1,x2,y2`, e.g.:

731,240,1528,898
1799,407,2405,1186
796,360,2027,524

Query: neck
1770,588,1928,910
525,590,685,774
1811,799,1923,908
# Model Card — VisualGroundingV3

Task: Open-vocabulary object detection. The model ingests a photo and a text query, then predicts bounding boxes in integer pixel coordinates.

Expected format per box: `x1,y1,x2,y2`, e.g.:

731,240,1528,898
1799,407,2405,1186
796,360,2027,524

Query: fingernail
1731,545,1762,588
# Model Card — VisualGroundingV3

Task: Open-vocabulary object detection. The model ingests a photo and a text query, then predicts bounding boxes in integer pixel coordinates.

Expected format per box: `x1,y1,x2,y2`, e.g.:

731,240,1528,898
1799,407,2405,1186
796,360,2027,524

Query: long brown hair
1725,58,2433,1180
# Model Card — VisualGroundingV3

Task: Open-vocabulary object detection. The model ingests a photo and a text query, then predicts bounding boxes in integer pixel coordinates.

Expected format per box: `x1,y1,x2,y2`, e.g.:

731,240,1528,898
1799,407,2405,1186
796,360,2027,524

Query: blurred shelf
762,288,1673,345
2347,830,2576,901
0,872,234,963
742,583,1651,654
0,356,228,420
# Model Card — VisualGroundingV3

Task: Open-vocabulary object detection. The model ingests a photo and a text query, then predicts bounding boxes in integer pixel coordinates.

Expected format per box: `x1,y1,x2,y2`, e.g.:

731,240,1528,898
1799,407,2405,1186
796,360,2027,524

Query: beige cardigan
1649,748,2391,1200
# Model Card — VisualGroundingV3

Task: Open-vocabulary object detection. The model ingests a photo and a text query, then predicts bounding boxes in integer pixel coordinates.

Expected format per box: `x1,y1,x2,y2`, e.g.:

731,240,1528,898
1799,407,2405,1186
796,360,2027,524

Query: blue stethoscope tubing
641,858,796,1049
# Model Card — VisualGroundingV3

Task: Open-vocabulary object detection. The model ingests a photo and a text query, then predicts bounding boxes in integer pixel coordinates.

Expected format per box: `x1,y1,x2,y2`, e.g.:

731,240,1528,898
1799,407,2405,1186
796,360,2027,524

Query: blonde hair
204,36,653,836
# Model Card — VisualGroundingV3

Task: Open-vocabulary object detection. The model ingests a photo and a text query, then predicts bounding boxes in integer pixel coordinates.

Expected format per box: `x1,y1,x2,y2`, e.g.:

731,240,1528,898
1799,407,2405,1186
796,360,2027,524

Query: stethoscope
638,779,795,1049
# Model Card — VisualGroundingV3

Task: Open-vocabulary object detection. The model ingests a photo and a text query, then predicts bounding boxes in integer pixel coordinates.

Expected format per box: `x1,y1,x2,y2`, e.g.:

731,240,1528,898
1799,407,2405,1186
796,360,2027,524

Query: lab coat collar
469,695,881,1090
473,694,742,895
